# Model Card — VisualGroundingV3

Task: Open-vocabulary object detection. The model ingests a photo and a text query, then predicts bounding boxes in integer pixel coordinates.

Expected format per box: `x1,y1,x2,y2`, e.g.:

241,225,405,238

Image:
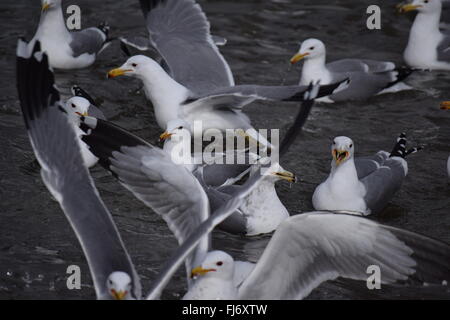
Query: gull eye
216,261,223,266
178,126,183,129
349,144,353,148
309,46,315,50
71,103,76,109
424,0,428,3
131,63,137,67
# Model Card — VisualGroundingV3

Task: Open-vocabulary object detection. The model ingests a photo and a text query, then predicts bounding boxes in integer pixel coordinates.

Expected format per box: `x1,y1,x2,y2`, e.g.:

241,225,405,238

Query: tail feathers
385,66,415,89
389,133,423,159
97,22,110,38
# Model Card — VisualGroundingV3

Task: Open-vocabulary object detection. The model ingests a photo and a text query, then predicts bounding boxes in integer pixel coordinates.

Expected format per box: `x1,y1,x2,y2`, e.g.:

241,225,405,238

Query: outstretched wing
139,0,234,94
80,117,210,284
238,213,450,300
184,80,350,113
17,39,140,300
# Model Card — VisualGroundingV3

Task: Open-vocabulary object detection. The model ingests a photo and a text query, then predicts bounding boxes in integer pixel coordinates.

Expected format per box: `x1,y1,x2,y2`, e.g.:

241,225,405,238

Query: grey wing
185,80,349,112
16,40,140,300
194,170,247,235
360,157,407,215
70,28,106,57
437,33,450,62
145,168,269,300
355,151,389,179
327,59,395,74
238,213,450,300
80,117,210,282
326,59,397,101
139,0,234,94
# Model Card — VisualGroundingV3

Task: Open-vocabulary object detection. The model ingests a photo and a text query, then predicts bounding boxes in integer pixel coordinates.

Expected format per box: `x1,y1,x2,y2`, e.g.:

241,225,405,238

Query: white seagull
30,0,111,69
312,134,422,215
290,38,413,103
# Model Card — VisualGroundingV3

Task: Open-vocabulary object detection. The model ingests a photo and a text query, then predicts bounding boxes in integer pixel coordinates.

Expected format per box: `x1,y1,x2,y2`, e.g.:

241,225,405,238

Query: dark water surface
0,0,449,299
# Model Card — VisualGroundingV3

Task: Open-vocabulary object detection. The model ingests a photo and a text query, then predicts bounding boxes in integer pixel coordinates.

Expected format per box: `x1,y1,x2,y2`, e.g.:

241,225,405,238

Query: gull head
190,251,234,280
291,38,326,64
331,136,354,166
106,271,132,300
64,97,90,123
160,119,191,141
262,162,297,183
41,0,61,12
398,0,441,14
107,55,160,79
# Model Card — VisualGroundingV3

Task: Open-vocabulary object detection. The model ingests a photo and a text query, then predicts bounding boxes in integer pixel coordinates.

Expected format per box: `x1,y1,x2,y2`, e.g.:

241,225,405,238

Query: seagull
148,208,450,299
16,39,268,299
106,0,348,142
398,0,450,70
290,38,413,103
312,134,422,215
30,0,111,69
17,39,141,300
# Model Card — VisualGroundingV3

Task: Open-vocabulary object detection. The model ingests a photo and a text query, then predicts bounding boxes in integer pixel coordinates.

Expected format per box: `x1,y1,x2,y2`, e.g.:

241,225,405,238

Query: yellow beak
75,112,88,117
190,266,216,278
290,52,309,64
333,149,349,166
272,171,297,183
440,101,450,110
107,68,132,79
111,289,127,300
42,2,51,11
398,4,422,13
159,131,173,141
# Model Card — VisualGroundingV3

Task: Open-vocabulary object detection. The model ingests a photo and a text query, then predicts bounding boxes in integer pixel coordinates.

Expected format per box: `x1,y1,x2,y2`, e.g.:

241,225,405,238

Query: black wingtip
279,82,319,156
80,118,151,173
71,85,97,106
97,21,110,37
16,38,60,130
385,66,415,89
389,133,423,159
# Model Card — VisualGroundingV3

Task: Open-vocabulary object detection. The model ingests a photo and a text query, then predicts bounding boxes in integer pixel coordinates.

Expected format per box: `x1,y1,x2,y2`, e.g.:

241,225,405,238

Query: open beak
107,68,132,79
159,131,173,141
290,52,309,64
190,266,216,278
398,4,422,13
75,112,88,117
110,289,127,300
440,101,450,110
42,2,51,11
333,149,349,166
272,171,297,183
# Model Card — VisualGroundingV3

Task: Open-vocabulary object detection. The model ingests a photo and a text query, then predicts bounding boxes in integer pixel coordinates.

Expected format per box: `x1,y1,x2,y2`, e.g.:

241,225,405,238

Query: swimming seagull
147,209,450,299
81,81,322,236
17,39,141,300
398,0,450,70
17,39,269,300
290,38,413,103
30,0,111,69
312,134,422,215
106,0,349,140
